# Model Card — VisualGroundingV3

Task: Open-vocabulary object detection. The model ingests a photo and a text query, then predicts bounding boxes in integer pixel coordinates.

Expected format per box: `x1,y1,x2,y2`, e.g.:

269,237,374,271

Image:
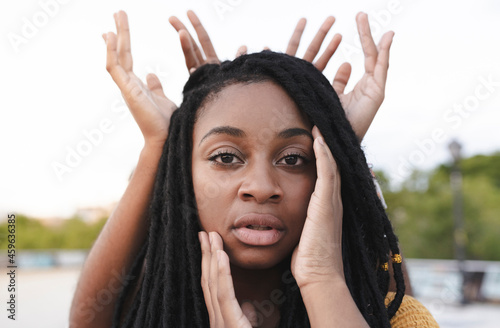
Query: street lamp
448,140,462,163
448,139,467,304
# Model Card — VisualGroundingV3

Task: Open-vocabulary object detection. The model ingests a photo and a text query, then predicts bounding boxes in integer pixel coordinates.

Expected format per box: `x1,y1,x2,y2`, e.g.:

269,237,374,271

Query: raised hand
103,10,176,146
285,13,394,140
168,11,394,140
233,16,342,71
286,16,342,72
291,126,344,288
333,12,395,140
169,11,220,73
199,231,253,328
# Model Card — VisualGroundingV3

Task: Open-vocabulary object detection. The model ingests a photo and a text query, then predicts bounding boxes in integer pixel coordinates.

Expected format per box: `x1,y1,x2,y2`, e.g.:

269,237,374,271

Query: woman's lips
232,214,285,246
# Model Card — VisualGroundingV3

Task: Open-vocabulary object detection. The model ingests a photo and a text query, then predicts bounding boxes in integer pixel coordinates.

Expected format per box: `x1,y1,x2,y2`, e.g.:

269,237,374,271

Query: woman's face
192,81,316,270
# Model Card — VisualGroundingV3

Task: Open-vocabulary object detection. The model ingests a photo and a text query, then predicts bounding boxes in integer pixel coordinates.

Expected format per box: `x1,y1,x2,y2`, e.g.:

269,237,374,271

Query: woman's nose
237,163,283,204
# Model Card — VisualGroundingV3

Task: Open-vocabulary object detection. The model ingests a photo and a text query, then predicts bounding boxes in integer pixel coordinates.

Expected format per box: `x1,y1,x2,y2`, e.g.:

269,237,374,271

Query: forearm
300,279,369,328
69,143,163,327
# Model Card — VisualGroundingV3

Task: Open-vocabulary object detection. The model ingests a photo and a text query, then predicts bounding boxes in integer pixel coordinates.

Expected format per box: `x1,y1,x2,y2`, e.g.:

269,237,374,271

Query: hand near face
291,126,344,289
199,231,253,328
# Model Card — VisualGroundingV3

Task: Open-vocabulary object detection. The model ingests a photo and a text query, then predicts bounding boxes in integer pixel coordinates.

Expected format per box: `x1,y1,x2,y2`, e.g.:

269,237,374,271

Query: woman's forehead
192,81,312,142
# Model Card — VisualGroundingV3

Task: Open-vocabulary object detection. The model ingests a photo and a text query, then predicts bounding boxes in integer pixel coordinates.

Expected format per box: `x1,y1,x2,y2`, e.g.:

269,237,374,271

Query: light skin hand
199,231,253,328
291,126,369,327
285,16,342,72
333,12,395,140
238,13,394,141
291,126,344,288
169,11,220,73
170,12,342,75
103,10,176,147
169,11,394,141
235,16,342,72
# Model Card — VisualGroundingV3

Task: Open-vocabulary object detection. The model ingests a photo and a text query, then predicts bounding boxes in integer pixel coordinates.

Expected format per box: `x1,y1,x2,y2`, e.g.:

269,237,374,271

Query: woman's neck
230,260,290,328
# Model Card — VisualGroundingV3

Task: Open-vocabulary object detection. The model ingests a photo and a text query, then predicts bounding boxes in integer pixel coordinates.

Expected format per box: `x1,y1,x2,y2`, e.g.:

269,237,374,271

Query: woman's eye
277,154,305,166
220,154,236,163
209,152,242,165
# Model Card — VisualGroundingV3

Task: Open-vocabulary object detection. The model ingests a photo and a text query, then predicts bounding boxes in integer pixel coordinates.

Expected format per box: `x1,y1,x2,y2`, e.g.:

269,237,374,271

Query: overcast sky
1,0,499,218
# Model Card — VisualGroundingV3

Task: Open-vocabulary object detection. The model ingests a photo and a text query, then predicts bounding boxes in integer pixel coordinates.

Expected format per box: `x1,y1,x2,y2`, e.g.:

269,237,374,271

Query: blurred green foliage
0,215,107,249
379,152,500,261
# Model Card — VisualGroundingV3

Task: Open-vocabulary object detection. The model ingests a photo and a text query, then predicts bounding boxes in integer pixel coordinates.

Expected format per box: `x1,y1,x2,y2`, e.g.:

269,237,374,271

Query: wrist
142,140,166,158
298,273,345,294
293,256,345,290
300,279,368,328
143,138,166,151
136,142,164,175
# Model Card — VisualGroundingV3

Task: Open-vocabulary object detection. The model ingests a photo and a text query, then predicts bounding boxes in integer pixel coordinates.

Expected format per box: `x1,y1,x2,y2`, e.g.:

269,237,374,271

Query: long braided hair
113,51,405,327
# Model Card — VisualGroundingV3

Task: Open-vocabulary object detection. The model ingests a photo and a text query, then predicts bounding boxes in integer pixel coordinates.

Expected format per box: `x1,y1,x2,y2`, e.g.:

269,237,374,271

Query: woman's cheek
194,172,232,232
292,180,315,231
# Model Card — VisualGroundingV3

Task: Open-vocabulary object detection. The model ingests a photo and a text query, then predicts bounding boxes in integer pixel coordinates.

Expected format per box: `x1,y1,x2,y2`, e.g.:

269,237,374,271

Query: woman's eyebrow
277,128,313,140
199,126,246,145
199,127,313,146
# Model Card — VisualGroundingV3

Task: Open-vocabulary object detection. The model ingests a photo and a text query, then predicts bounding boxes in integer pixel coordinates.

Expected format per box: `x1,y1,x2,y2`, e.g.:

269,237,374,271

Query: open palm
284,12,394,140
104,11,176,146
333,13,394,140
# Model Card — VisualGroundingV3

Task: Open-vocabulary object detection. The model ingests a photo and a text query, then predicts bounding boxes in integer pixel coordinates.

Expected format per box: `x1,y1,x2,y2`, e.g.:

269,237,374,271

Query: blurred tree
0,214,107,249
377,152,500,260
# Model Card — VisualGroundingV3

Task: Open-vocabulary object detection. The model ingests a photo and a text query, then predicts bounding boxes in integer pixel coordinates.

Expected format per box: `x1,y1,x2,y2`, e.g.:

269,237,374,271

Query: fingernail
216,250,222,263
317,136,324,145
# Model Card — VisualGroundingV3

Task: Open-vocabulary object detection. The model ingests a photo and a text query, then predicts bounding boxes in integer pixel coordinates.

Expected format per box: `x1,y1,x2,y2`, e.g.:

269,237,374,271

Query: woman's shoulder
385,292,440,328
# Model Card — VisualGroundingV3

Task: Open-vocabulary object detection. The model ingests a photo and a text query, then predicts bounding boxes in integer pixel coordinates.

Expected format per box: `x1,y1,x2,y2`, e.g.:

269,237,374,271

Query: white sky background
0,0,499,218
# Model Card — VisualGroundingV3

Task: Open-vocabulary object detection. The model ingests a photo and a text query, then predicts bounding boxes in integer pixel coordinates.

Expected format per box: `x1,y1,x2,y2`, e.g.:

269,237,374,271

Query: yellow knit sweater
385,292,440,327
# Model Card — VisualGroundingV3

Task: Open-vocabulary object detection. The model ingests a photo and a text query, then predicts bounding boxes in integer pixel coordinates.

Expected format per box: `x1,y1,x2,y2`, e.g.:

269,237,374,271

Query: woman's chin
226,247,291,270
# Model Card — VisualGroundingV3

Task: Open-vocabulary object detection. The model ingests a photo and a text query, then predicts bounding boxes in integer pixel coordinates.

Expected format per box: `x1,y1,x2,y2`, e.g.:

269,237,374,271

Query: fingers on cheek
216,250,233,281
199,234,212,293
216,250,238,315
199,232,217,325
209,231,224,250
209,233,221,301
216,250,229,300
199,231,209,250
